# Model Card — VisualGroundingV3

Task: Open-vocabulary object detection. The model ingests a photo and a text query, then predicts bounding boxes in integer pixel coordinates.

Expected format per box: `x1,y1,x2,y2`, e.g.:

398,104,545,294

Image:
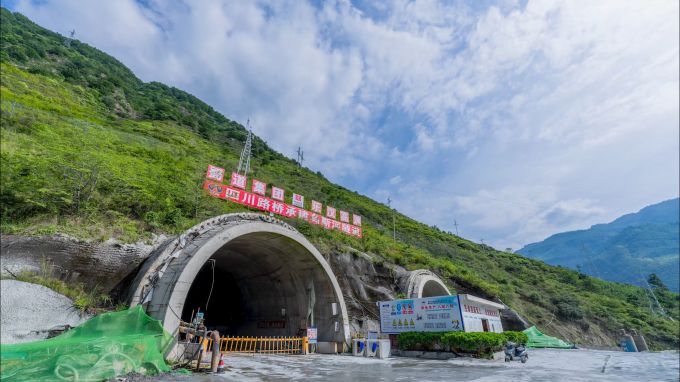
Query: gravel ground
0,279,90,344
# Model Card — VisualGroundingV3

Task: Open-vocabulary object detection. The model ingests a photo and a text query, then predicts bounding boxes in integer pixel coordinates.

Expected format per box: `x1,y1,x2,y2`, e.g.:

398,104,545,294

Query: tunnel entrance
130,215,350,348
421,279,450,298
179,231,331,338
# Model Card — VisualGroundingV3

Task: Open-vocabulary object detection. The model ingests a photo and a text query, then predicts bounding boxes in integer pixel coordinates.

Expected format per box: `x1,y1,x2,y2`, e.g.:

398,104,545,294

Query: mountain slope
519,199,679,291
1,8,678,349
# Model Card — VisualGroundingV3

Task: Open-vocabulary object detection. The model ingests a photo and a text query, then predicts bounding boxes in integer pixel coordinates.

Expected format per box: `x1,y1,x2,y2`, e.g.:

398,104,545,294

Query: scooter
504,342,528,363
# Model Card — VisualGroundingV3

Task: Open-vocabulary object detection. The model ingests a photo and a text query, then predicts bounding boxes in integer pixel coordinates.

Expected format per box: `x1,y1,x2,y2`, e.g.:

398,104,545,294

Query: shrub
442,332,505,356
502,331,529,345
396,332,444,351
397,331,506,357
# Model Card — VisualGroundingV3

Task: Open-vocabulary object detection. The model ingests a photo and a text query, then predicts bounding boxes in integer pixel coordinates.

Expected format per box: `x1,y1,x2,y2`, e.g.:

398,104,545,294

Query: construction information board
307,327,317,344
378,296,464,333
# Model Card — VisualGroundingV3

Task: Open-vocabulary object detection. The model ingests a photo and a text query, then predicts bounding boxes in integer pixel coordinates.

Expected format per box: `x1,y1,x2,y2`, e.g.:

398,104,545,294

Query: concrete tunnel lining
405,269,451,298
181,232,338,337
129,215,350,346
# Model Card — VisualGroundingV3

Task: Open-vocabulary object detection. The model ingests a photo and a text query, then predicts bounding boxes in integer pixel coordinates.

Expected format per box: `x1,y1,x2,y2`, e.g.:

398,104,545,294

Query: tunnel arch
405,269,451,298
128,213,350,347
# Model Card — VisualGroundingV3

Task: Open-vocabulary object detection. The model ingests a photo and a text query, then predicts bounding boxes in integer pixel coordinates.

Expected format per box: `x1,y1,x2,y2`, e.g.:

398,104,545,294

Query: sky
5,0,679,250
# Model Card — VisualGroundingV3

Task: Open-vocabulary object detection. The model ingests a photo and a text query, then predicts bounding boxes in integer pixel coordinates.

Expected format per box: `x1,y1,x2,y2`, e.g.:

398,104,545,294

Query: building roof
458,294,506,310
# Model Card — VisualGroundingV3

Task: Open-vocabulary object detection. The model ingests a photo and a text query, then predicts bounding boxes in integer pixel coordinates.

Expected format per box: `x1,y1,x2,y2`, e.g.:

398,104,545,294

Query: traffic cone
217,354,225,373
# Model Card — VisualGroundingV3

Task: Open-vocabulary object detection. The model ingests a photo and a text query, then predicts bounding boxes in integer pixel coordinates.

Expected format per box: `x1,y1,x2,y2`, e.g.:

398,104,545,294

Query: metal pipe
210,330,221,373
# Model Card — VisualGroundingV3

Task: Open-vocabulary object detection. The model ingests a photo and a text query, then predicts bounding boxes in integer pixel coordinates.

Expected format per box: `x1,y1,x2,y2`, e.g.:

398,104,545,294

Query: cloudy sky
6,0,679,250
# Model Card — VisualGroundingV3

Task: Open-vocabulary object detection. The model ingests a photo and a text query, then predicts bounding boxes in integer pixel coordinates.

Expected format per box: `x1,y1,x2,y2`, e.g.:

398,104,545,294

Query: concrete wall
459,296,504,333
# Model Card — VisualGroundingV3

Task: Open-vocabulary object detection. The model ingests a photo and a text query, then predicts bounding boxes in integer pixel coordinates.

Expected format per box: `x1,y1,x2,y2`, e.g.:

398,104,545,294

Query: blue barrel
621,335,638,352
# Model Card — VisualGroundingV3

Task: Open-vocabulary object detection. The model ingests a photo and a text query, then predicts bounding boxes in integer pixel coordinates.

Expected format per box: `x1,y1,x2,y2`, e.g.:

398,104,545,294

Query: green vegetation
502,331,529,345
1,8,678,349
397,331,528,358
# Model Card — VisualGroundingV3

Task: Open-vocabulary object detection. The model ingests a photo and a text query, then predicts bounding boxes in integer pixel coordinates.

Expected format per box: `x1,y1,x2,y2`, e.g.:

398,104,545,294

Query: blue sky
6,0,679,250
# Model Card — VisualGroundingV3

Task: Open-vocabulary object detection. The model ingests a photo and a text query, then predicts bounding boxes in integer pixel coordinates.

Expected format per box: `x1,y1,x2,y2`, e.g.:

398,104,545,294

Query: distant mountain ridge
519,199,679,291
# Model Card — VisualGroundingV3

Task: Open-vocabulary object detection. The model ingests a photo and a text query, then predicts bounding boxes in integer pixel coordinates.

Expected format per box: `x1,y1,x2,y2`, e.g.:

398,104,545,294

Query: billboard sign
252,179,266,195
230,172,246,189
271,186,285,201
378,295,463,334
292,193,304,208
205,165,225,182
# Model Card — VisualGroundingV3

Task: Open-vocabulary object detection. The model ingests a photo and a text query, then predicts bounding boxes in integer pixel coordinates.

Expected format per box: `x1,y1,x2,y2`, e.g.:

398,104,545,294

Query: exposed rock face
0,234,166,294
326,249,399,334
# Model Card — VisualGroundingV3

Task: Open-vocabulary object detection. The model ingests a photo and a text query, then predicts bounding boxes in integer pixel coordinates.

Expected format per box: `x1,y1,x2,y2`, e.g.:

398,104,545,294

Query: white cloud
11,0,679,249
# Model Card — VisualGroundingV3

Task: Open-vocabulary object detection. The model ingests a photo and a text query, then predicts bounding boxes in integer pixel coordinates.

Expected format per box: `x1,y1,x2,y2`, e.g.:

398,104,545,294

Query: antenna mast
296,146,304,167
387,197,395,240
237,119,253,175
64,29,75,47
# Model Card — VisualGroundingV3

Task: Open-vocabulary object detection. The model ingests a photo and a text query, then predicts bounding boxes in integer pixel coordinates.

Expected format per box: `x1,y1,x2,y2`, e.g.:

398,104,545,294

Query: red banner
204,180,362,238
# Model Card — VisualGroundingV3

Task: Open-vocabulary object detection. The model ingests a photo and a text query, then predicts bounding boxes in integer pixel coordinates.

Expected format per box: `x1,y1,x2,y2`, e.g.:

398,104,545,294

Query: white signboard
379,295,463,334
307,327,317,344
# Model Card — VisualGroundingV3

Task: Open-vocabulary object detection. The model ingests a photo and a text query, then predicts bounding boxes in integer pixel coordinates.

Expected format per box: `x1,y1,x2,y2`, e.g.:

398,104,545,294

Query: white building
458,294,505,333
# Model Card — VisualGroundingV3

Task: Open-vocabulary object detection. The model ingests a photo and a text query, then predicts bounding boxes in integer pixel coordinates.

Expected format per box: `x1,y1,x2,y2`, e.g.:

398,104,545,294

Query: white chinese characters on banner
271,186,285,201
206,165,225,182
311,200,322,213
339,210,349,223
252,179,266,195
230,172,246,189
352,214,362,226
326,206,336,219
292,193,304,208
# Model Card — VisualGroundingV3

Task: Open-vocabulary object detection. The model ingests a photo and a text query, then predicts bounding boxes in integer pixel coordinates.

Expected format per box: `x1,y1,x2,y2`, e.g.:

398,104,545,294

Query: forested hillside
520,199,679,292
1,8,678,349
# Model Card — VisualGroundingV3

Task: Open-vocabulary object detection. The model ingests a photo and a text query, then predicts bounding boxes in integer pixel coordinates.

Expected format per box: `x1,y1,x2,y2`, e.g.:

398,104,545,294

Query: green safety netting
0,305,172,381
522,326,573,349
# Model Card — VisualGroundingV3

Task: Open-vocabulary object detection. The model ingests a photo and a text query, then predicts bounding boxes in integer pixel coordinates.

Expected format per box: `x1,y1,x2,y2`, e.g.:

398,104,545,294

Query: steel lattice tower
237,120,253,175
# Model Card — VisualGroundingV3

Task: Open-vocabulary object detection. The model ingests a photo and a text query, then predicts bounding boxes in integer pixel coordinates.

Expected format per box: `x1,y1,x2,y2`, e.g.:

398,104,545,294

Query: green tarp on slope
522,326,573,349
0,305,172,381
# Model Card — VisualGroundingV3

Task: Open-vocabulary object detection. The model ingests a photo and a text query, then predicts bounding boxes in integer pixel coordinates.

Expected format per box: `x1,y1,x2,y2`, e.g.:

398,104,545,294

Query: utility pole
453,219,459,236
237,119,252,175
387,197,395,240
